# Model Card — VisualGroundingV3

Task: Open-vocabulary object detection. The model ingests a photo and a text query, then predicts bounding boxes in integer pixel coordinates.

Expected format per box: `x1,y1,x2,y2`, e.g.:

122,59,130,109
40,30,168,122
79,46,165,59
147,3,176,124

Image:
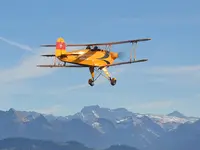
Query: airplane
37,37,151,86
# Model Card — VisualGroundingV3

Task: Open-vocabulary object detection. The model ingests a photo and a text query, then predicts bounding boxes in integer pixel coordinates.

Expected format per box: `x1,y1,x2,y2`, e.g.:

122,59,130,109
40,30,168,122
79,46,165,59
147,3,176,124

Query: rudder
55,37,67,57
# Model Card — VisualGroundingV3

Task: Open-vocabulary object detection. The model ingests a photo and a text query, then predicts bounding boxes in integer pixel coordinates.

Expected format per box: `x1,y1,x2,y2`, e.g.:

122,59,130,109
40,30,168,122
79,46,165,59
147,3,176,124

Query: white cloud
34,105,63,115
137,100,174,109
0,37,79,84
141,65,200,85
0,47,56,83
60,66,125,92
148,65,200,75
124,100,176,115
1,35,199,88
0,37,126,94
58,63,148,93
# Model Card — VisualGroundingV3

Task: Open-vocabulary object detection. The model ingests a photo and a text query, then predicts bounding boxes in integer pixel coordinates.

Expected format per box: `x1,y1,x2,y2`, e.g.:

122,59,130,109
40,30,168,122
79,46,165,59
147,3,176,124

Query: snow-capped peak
167,111,186,118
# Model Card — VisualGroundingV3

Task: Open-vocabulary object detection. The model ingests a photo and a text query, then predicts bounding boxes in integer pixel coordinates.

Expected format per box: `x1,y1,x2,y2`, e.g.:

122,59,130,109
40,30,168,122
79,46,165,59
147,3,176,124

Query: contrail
0,36,36,53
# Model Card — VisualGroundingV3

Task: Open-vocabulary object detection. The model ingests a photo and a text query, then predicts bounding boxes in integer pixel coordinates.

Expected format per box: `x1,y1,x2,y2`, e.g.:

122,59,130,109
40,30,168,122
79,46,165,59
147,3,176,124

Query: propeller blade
117,52,126,60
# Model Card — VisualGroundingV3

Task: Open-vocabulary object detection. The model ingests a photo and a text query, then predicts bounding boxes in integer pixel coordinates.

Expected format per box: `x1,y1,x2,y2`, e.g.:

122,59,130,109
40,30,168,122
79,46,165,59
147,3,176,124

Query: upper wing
41,54,80,57
103,59,148,67
37,64,88,68
40,38,151,47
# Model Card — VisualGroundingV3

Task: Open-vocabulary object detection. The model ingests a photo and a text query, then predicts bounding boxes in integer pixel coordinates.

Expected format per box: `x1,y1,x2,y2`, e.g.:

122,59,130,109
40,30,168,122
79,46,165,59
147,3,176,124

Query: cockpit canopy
86,45,101,51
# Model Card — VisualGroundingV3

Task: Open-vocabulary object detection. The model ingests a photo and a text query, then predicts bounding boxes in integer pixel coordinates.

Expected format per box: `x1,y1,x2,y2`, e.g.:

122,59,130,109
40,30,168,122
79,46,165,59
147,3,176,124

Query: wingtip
144,38,151,41
40,44,56,47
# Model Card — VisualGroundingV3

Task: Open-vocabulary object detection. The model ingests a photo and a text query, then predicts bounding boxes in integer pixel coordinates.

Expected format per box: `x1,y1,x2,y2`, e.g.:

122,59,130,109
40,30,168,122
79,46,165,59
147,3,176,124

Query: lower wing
104,59,148,67
37,59,147,68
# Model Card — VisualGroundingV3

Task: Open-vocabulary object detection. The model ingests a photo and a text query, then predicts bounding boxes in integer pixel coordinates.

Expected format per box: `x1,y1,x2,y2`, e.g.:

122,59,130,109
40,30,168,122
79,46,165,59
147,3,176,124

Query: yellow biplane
37,37,151,86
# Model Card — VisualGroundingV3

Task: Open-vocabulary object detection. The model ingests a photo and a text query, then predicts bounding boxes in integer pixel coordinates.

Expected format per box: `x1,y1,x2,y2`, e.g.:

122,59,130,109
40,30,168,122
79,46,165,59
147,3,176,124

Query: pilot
91,46,98,51
94,46,98,50
86,45,91,49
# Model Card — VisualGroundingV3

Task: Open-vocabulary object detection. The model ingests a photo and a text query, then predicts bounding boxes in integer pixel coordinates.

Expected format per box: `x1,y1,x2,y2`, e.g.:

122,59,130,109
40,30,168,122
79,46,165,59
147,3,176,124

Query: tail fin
55,37,67,57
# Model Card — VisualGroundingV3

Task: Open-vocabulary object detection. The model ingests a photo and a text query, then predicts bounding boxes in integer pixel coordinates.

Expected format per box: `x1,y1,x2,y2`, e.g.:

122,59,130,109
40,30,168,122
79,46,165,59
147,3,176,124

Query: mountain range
0,137,139,150
0,105,199,150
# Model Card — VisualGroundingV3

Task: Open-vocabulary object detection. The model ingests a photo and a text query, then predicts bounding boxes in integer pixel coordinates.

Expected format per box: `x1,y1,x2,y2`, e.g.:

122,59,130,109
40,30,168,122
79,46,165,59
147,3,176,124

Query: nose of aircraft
110,52,118,59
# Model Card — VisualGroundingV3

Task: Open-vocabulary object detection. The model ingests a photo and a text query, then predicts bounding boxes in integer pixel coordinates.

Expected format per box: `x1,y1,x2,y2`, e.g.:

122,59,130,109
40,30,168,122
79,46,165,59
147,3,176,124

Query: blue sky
0,0,200,117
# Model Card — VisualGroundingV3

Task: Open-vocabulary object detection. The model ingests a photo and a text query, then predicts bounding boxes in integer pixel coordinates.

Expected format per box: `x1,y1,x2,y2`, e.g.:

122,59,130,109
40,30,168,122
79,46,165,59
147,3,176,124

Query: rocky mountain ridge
0,105,199,150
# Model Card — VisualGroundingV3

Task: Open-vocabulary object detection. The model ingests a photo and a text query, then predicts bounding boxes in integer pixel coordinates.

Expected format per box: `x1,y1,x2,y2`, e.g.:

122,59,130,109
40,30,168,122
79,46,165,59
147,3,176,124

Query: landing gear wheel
88,78,94,86
110,78,117,86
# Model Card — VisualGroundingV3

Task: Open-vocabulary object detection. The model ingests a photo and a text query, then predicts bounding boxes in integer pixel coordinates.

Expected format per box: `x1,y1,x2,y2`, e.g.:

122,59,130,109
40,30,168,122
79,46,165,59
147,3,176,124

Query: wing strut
130,42,138,61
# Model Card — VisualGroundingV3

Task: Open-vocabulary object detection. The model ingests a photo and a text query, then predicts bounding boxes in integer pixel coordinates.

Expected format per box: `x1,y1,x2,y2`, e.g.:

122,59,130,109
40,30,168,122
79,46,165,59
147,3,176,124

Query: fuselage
57,49,118,67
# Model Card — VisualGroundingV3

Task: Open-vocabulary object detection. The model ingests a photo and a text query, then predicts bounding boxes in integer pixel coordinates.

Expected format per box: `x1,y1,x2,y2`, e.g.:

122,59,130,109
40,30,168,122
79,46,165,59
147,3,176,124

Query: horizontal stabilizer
37,64,88,68
41,53,80,57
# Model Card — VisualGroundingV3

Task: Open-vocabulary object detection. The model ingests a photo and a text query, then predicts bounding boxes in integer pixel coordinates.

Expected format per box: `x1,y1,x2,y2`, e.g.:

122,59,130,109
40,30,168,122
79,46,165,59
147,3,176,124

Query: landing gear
110,78,117,86
88,66,117,86
88,78,94,86
88,67,95,86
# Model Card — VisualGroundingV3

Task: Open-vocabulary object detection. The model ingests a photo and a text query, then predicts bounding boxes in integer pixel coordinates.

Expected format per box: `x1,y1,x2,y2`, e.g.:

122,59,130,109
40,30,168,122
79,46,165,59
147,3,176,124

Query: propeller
117,52,126,60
